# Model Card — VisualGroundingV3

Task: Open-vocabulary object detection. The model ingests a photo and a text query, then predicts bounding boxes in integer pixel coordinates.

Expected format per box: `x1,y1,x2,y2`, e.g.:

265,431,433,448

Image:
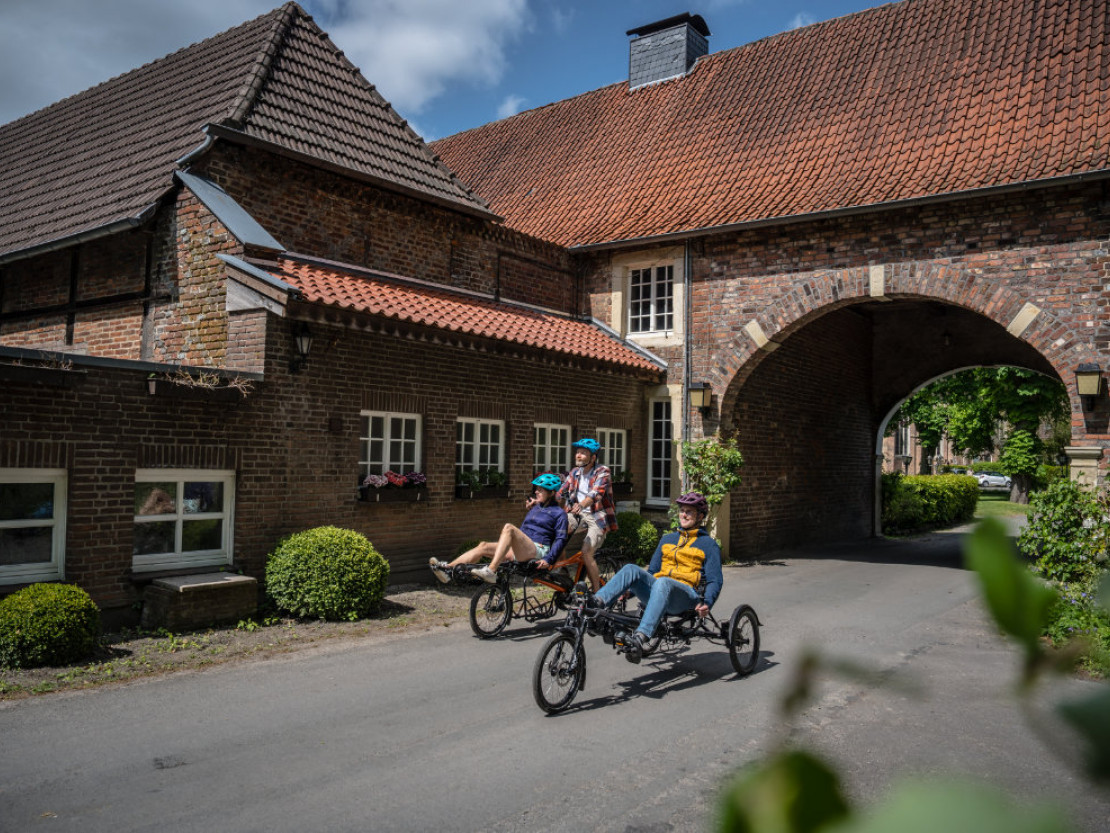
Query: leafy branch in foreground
717,519,1107,833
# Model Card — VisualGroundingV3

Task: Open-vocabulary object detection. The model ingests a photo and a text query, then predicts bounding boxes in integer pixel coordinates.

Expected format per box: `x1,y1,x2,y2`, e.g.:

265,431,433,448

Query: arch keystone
744,320,780,352
1006,302,1041,337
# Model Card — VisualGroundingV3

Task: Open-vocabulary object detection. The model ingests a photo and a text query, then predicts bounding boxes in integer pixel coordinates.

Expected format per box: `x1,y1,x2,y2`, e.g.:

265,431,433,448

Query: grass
973,492,1032,520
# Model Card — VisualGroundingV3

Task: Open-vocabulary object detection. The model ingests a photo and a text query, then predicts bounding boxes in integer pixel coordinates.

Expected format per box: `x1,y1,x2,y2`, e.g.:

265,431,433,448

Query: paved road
2,527,1108,832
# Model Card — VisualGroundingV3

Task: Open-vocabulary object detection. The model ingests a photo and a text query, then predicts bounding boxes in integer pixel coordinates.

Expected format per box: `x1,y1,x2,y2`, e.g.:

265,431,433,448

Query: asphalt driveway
1,526,1107,832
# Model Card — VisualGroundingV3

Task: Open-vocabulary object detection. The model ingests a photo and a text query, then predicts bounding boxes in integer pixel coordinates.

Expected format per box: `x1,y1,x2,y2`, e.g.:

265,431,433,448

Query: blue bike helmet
532,473,563,491
572,438,600,455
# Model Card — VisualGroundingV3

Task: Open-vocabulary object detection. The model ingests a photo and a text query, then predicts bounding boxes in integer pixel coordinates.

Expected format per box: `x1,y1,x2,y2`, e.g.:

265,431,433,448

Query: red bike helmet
676,491,709,515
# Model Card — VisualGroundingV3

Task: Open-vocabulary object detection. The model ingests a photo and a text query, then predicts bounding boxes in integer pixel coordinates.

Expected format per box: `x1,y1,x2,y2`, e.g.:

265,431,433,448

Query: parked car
976,471,1012,489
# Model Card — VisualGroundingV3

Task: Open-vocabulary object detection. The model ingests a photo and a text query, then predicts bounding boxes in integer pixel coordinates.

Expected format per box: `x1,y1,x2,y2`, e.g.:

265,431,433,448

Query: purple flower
405,471,427,487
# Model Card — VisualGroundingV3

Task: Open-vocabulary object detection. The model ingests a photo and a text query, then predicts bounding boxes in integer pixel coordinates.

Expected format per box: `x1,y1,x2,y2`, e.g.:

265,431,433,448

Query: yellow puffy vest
654,529,707,589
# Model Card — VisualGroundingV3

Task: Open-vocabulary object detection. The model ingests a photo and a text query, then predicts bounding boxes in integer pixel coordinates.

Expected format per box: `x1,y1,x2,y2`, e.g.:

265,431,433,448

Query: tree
889,367,1068,503
679,435,744,534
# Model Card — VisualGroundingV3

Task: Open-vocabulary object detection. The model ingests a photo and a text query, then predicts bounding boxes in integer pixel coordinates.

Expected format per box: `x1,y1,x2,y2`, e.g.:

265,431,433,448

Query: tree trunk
1009,473,1032,504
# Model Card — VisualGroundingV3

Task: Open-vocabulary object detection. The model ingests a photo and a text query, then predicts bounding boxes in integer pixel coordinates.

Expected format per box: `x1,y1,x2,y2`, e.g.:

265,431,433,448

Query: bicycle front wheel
728,605,760,676
596,554,621,586
532,633,585,714
469,584,512,638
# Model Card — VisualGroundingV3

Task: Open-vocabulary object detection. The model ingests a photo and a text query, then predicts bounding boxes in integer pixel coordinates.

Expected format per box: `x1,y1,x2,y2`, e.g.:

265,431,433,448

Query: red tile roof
431,0,1110,248
272,255,664,377
0,3,488,261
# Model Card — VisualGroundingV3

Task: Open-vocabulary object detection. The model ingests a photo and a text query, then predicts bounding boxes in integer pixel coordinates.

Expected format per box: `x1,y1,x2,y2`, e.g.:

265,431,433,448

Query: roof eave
0,200,163,266
204,123,502,223
568,170,1110,253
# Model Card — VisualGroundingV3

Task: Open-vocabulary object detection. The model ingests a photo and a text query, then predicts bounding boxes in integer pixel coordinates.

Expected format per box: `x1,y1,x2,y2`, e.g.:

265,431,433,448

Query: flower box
613,481,634,496
359,485,427,503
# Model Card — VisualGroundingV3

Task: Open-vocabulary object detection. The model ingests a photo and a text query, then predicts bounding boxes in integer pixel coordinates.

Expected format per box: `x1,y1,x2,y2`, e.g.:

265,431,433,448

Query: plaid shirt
558,464,618,532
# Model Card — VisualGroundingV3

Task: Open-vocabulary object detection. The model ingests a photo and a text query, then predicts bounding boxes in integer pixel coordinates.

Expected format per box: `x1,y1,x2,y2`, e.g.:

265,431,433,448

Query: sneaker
473,565,497,583
624,631,645,664
429,557,451,584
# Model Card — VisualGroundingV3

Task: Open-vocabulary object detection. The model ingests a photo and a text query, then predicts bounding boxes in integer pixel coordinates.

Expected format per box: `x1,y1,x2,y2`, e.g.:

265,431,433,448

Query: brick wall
196,144,575,311
575,181,1110,554
0,317,649,610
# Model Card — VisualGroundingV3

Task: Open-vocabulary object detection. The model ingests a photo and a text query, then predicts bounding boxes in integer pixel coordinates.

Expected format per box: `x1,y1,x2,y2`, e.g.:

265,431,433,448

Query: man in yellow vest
588,491,723,663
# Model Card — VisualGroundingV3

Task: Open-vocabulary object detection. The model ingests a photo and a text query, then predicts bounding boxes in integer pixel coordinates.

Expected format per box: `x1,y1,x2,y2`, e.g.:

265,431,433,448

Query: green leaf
964,518,1057,662
1097,573,1110,615
830,780,1070,833
1056,686,1110,782
717,749,850,833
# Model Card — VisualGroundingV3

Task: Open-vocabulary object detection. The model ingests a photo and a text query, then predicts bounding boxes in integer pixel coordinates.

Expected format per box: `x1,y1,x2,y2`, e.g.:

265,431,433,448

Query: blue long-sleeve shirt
520,503,569,564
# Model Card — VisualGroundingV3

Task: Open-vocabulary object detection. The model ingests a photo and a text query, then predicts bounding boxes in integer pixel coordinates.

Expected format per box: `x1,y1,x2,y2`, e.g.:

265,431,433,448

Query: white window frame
647,399,673,506
360,411,422,475
628,264,675,334
0,468,67,584
534,423,571,476
609,248,685,348
456,418,506,476
597,427,628,483
132,468,234,573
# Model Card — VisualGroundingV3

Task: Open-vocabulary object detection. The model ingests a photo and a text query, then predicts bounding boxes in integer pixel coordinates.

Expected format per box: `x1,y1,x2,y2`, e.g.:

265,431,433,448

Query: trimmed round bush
266,526,390,621
0,583,102,669
601,511,660,565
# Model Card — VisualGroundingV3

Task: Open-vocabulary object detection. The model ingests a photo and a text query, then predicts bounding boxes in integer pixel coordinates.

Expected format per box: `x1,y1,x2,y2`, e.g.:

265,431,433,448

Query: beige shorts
566,511,606,552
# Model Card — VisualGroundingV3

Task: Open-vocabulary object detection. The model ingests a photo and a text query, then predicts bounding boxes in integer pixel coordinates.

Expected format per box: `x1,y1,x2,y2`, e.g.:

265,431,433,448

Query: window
597,428,627,482
456,418,505,477
360,411,422,475
894,423,910,457
534,424,570,476
648,400,672,503
629,264,674,333
133,469,234,572
0,469,67,584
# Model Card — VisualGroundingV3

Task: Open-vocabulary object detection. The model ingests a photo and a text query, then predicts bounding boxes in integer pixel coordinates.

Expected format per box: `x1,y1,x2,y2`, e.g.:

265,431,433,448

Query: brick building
0,4,662,615
3,0,1110,615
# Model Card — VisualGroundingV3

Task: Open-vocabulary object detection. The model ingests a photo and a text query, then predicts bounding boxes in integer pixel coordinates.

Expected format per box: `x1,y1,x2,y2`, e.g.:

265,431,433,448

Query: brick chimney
626,13,710,90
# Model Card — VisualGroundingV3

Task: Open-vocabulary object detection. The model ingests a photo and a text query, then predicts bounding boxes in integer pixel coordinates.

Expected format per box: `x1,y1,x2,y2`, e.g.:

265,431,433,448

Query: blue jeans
594,564,699,638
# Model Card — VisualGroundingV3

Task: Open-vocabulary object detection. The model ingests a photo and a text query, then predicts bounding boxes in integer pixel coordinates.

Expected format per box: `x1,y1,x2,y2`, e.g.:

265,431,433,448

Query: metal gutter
568,169,1110,253
0,345,264,381
0,202,162,266
587,316,668,370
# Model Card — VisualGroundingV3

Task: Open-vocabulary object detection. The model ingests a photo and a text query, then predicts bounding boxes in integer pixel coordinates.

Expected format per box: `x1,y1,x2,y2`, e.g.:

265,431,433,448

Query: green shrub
1017,479,1109,587
455,538,481,557
601,512,660,565
881,473,978,535
266,526,390,621
0,583,101,669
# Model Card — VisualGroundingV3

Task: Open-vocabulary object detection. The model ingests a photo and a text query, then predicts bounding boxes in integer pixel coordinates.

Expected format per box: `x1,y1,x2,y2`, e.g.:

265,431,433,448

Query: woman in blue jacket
429,473,568,584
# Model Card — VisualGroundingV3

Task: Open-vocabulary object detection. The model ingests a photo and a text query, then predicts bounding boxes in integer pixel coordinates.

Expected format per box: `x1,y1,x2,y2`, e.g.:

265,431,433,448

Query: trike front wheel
728,605,760,675
533,633,585,713
469,584,512,638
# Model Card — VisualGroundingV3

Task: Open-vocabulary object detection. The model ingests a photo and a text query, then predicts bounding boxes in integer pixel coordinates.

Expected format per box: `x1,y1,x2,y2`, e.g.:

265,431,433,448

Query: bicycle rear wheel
728,605,760,675
532,633,585,714
596,554,621,585
469,583,512,638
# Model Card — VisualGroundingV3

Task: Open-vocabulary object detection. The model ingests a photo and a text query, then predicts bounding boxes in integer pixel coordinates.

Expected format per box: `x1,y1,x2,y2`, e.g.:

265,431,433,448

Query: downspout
681,239,693,485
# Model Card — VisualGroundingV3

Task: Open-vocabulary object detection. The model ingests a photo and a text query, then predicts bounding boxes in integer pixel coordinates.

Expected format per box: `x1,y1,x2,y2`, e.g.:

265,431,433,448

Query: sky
1,0,887,141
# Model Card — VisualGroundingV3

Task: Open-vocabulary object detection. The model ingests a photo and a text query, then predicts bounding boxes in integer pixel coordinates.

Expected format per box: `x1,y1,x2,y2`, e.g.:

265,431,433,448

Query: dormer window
629,264,674,334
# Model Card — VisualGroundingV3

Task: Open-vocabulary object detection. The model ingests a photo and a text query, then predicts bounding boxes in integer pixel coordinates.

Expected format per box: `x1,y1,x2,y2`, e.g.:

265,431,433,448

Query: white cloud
0,0,530,126
496,94,527,119
787,12,817,30
0,0,271,124
323,0,530,116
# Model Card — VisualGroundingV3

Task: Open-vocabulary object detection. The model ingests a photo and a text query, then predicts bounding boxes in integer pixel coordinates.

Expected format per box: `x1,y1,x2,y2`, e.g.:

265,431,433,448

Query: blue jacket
520,503,569,564
647,526,723,608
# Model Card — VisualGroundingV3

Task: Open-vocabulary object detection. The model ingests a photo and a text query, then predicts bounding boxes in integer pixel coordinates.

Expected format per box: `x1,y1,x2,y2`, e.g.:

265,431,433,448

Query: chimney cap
626,12,710,39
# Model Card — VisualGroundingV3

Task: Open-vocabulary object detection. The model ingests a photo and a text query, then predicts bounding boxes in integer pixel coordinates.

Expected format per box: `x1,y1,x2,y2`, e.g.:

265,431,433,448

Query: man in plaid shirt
558,438,618,591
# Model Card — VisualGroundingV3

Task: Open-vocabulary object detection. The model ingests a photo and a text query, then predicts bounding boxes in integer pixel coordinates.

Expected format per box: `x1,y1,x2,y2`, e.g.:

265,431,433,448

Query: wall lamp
688,381,712,415
290,322,313,373
1075,362,1102,410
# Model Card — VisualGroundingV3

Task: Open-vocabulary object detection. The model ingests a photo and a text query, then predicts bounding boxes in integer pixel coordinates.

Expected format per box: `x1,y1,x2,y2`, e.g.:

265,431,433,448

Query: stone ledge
141,572,258,630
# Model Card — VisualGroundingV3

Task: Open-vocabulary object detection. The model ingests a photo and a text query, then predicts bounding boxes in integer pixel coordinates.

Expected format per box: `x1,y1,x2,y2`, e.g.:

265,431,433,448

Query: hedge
881,473,979,535
0,583,102,669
